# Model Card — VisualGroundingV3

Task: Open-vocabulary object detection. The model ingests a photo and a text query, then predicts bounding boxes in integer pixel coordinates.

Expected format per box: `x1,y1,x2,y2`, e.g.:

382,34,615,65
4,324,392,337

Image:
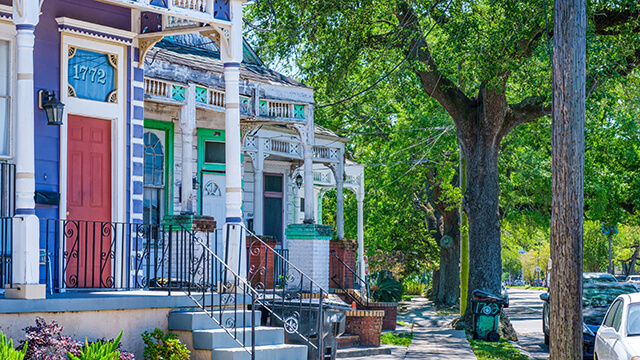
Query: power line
316,0,454,109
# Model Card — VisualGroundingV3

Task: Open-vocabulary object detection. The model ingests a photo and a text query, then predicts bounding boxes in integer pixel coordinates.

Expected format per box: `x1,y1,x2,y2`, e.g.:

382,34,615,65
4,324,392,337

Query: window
144,132,164,187
603,299,620,328
612,300,624,331
0,40,10,156
204,141,225,164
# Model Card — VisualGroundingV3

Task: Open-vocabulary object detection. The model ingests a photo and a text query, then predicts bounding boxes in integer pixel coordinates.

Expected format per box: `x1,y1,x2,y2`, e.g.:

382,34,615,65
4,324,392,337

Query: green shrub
142,328,189,360
68,331,122,360
370,271,404,302
0,332,27,360
380,332,413,346
402,279,425,296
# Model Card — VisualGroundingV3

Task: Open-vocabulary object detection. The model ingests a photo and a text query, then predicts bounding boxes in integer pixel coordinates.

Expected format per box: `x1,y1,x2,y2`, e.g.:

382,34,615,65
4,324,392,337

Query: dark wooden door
67,115,112,288
263,174,283,244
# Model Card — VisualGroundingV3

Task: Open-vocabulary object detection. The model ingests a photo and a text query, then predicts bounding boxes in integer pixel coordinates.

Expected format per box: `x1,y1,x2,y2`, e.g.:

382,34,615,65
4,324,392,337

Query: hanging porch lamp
38,90,65,126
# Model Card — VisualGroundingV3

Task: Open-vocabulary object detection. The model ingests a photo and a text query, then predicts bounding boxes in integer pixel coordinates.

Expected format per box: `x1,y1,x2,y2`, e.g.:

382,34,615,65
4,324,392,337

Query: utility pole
549,0,586,358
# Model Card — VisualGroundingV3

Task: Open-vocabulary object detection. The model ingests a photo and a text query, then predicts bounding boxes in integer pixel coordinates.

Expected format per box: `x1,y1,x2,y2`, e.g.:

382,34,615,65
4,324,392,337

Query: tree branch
593,9,640,35
395,2,473,128
500,95,549,138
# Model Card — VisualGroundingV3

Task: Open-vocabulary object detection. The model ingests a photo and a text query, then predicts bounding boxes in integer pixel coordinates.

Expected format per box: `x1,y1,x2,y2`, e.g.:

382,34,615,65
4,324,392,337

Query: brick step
337,334,360,349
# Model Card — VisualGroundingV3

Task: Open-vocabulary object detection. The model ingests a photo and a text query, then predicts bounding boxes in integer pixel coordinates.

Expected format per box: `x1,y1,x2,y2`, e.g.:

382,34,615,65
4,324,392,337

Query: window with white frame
0,40,10,156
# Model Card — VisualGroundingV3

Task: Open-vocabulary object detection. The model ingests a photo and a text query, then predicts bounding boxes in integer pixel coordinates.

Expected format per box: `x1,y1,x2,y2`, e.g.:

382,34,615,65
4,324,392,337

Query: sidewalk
340,298,477,360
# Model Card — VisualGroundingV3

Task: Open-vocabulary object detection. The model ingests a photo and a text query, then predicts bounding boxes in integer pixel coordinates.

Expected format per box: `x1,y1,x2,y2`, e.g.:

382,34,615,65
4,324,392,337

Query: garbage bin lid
472,289,505,303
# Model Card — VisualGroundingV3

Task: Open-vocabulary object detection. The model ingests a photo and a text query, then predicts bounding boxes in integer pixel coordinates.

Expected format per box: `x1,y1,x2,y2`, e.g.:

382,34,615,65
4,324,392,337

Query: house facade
0,1,367,357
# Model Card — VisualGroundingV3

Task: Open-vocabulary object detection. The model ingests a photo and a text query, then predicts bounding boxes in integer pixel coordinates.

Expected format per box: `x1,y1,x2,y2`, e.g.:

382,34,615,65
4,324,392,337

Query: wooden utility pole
550,0,587,358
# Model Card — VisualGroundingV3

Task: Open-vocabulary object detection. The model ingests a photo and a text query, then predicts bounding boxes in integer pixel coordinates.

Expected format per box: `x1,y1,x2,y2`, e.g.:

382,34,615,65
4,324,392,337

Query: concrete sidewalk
340,298,477,360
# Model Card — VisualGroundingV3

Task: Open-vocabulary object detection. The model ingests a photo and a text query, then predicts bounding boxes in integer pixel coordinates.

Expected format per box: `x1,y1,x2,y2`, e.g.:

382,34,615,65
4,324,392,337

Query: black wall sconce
38,90,65,126
295,173,303,189
192,175,200,190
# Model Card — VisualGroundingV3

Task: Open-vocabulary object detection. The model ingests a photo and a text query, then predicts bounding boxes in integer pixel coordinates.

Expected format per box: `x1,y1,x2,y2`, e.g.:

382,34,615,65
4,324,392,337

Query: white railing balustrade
270,139,289,154
259,100,305,120
145,78,171,98
209,89,225,107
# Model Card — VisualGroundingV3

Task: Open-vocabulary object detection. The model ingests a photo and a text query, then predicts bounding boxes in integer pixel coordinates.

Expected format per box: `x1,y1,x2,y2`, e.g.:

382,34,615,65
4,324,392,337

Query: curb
509,340,534,359
336,346,394,358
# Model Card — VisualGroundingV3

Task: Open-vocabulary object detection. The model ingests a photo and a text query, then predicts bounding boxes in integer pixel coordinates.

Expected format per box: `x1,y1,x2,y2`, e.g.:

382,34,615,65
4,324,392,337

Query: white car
594,292,640,360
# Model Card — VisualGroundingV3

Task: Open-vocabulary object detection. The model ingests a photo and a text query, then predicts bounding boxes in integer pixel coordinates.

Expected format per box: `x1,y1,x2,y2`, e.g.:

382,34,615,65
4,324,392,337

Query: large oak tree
246,0,640,321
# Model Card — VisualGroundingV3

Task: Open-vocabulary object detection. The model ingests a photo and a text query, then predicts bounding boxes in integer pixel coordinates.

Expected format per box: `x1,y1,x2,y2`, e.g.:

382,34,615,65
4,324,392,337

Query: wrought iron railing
178,223,329,360
0,163,15,217
244,225,329,360
0,216,12,288
330,250,370,309
41,219,224,291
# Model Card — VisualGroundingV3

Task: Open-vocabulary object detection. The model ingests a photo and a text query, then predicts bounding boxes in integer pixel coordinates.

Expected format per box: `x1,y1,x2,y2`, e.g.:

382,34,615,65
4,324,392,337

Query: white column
179,84,196,214
8,0,44,299
303,108,315,223
336,153,345,239
221,0,245,276
356,179,365,281
253,138,264,235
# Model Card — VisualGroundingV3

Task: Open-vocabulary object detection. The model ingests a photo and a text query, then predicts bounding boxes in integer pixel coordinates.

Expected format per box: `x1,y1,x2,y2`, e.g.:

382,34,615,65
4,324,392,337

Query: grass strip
380,332,414,347
468,338,529,360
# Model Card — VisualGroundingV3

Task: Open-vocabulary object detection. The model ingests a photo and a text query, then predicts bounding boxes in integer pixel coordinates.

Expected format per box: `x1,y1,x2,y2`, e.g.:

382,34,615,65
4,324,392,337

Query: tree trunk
550,0,586,358
460,133,503,318
435,212,461,306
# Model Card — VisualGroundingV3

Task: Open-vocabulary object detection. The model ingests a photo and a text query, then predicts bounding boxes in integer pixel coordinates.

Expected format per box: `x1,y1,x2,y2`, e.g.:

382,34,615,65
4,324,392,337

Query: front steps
169,310,308,360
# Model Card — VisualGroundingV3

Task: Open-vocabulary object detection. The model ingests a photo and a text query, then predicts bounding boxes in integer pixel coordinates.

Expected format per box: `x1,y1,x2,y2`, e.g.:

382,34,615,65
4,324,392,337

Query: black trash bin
471,289,506,342
257,295,349,360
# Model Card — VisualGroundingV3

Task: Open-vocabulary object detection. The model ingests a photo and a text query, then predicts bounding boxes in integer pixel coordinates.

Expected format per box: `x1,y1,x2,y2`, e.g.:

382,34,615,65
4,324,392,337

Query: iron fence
0,216,12,288
0,163,15,217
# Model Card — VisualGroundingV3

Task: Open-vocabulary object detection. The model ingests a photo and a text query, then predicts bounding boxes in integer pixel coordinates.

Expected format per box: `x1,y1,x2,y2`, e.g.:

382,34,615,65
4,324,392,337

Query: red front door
66,115,112,288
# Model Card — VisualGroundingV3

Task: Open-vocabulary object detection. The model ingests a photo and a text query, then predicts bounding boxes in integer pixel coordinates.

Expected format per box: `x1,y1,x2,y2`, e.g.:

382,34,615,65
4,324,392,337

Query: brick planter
368,302,398,330
337,335,360,348
344,310,384,346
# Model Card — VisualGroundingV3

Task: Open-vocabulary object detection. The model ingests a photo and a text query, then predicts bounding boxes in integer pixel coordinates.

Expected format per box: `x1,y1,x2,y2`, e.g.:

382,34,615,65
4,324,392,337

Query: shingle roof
149,35,311,89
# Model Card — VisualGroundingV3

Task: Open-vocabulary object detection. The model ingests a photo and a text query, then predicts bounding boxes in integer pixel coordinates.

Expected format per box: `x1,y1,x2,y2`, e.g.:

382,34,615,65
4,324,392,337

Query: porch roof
149,35,311,89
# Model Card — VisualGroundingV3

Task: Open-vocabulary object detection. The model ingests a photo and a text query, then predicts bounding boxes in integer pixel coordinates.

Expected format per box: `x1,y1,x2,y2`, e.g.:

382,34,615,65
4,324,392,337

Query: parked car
626,274,640,285
594,292,640,360
583,272,618,284
614,274,628,282
540,283,638,359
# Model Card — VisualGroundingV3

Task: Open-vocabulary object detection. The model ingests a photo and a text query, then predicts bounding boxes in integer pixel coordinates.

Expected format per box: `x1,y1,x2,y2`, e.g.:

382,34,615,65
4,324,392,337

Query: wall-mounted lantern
295,174,303,189
192,175,200,190
38,90,65,126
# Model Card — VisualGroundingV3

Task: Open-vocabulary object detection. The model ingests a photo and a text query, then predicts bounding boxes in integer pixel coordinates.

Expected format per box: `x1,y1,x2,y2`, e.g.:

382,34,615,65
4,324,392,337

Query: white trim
0,23,16,160
56,17,137,44
0,5,12,20
59,34,127,226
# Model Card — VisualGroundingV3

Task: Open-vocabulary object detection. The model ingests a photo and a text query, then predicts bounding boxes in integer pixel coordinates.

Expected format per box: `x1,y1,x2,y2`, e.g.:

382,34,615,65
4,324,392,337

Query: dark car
583,272,617,284
540,283,638,359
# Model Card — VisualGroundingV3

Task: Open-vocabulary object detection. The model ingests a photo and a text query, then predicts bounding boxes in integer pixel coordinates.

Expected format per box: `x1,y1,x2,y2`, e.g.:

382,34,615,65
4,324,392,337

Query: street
505,288,549,360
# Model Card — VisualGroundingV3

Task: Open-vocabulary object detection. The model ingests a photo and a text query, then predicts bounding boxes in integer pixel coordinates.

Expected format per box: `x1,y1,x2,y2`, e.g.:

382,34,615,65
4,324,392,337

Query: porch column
253,137,264,235
303,109,315,223
356,178,365,281
336,152,345,239
221,0,245,276
8,0,45,299
179,83,196,214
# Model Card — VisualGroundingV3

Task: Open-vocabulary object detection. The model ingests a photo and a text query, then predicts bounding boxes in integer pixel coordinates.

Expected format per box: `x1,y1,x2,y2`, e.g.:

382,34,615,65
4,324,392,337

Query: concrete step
169,310,261,331
211,344,308,360
193,327,284,349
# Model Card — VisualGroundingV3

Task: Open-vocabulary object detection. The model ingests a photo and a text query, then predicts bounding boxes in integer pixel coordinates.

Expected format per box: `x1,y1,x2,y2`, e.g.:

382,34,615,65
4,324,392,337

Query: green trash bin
471,289,505,342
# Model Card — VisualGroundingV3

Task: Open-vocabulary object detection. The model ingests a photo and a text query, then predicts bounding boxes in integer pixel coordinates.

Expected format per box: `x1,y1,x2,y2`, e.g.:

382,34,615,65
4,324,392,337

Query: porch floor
0,289,219,313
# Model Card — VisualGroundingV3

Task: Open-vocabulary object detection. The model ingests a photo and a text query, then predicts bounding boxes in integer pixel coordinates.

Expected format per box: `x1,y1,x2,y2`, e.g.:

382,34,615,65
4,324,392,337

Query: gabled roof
149,34,311,89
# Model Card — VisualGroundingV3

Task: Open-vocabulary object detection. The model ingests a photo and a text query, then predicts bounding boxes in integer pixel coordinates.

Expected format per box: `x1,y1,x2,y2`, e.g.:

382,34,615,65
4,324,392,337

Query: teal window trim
198,128,225,215
144,119,175,216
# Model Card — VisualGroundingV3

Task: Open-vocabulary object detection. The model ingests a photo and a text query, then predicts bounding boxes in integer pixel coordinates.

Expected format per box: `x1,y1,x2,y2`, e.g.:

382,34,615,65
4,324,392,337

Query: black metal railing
41,219,224,291
0,216,12,288
172,224,258,358
245,225,328,360
330,250,370,309
176,223,330,360
0,163,15,217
